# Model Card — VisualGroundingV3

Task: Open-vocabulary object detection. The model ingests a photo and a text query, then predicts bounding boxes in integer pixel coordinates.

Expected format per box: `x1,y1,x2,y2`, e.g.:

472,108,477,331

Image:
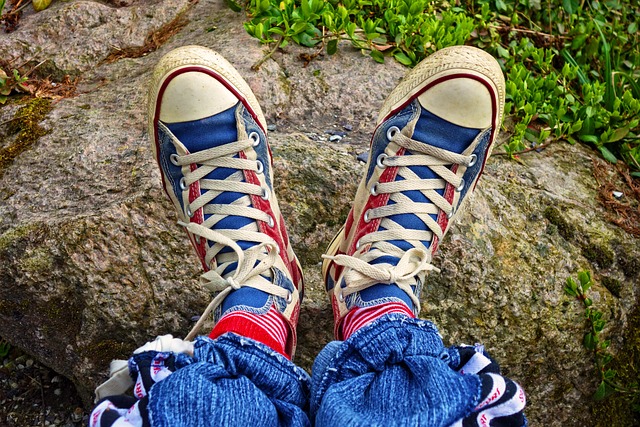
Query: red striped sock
340,302,414,340
209,307,290,358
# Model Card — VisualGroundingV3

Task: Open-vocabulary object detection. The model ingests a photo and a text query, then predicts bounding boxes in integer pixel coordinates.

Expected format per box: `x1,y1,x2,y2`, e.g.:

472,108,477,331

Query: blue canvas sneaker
322,46,506,339
148,46,304,357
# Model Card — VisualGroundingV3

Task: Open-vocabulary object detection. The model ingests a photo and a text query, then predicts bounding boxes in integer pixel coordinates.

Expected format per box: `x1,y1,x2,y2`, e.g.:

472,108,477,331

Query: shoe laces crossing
160,122,289,340
323,129,477,313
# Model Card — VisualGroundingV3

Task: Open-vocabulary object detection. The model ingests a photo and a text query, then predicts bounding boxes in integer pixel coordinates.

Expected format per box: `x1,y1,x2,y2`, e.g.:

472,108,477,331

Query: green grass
227,0,640,173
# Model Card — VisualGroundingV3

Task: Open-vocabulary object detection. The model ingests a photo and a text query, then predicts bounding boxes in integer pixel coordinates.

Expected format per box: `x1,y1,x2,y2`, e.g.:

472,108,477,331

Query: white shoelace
323,130,476,313
160,123,289,340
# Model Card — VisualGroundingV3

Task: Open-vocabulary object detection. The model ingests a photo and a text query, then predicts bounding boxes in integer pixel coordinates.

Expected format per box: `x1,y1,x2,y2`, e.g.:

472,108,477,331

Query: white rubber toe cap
159,71,239,123
417,78,493,129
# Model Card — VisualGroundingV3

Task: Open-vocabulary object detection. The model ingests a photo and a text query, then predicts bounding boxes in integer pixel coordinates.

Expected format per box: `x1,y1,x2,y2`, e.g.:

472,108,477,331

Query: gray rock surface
1,0,639,425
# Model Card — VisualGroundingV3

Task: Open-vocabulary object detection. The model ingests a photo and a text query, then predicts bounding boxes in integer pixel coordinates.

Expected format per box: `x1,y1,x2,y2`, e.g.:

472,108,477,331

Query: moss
592,304,640,426
19,247,54,273
0,98,52,177
0,224,42,252
544,206,575,240
614,244,640,279
543,206,617,270
581,243,615,269
600,276,622,298
278,72,292,97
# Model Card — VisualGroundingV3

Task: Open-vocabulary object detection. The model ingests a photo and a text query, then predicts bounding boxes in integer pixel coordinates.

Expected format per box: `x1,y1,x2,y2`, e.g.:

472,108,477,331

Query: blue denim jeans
132,314,524,427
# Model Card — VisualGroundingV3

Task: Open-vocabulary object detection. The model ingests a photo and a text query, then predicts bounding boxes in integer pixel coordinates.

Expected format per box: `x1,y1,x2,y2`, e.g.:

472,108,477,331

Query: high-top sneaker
148,46,303,358
322,46,505,340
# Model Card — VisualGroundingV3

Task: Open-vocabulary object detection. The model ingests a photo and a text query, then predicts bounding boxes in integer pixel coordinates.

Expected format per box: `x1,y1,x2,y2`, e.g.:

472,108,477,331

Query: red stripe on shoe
341,302,414,340
209,307,290,358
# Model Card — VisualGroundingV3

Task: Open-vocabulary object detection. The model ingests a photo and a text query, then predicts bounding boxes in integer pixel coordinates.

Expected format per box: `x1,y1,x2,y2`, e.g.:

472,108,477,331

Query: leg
316,46,526,426
91,46,308,426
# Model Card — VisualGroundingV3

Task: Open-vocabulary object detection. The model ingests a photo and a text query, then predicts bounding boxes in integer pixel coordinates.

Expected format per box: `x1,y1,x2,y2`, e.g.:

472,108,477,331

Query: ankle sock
209,307,290,358
340,302,414,340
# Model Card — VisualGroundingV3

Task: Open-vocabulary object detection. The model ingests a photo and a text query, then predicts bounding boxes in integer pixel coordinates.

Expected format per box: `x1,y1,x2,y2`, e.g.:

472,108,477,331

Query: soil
0,344,86,426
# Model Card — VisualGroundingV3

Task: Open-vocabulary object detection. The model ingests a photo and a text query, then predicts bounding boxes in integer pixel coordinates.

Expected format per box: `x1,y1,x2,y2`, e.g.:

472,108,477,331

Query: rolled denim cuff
148,333,310,427
310,314,482,427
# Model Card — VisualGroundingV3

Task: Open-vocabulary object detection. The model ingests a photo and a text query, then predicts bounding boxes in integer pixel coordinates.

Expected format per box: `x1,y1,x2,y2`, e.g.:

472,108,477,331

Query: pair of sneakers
149,45,505,358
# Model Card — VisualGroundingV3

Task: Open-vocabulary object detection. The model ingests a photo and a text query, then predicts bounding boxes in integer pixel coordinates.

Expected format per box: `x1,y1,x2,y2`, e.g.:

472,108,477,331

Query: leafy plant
241,0,474,66
565,271,639,407
0,67,28,104
230,0,640,172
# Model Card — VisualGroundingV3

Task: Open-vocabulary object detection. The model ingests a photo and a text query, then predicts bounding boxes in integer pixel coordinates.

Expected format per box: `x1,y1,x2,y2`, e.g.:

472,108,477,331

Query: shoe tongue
166,104,276,314
371,105,482,263
411,107,480,155
164,103,238,152
357,104,486,313
165,103,258,254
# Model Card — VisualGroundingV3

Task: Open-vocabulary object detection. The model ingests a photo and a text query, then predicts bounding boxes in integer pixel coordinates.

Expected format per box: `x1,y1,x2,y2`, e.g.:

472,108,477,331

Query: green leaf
496,45,510,58
603,369,617,380
291,21,307,34
599,145,618,164
224,0,242,12
594,21,615,112
564,285,578,297
593,381,607,400
32,0,52,11
369,49,385,63
580,134,599,144
327,39,338,55
584,332,596,350
560,49,589,85
578,270,591,287
297,32,319,47
301,0,311,17
631,172,640,178
0,0,5,15
607,125,630,143
495,0,507,11
628,22,638,34
562,0,579,14
393,51,413,66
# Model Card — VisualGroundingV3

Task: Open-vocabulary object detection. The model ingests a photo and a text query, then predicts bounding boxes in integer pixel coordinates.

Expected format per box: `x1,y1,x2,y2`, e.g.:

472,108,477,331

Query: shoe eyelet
249,132,260,147
179,177,187,191
376,153,388,169
456,178,465,192
266,215,275,228
256,160,264,174
186,206,194,218
260,187,269,200
338,290,345,302
170,153,180,166
355,238,362,250
286,291,293,304
386,126,400,141
468,154,478,167
370,183,379,196
447,207,456,219
363,209,372,223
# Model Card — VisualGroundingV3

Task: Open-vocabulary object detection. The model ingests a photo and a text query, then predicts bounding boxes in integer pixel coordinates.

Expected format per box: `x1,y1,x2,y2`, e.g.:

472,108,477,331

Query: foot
148,46,303,357
322,46,505,340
